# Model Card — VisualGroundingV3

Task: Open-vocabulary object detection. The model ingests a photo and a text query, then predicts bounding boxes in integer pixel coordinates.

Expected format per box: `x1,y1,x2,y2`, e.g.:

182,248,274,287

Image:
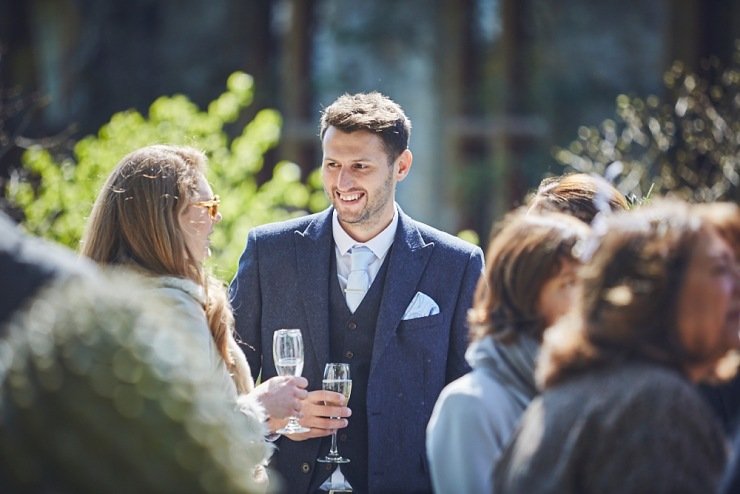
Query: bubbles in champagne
323,379,352,402
276,357,303,377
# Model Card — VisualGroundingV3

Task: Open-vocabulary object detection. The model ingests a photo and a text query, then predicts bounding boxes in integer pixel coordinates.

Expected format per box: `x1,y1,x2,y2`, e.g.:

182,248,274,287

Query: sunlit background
2,0,738,250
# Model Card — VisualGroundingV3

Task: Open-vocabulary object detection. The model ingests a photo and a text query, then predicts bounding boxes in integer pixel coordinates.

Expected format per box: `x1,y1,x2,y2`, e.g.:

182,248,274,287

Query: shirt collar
332,205,399,259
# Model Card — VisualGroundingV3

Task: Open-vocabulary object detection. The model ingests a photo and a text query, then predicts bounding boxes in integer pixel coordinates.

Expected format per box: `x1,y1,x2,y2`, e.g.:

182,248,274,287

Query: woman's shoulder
434,369,524,424
602,361,696,403
155,276,205,306
146,276,206,317
545,361,715,427
144,276,211,341
554,361,688,396
438,371,497,404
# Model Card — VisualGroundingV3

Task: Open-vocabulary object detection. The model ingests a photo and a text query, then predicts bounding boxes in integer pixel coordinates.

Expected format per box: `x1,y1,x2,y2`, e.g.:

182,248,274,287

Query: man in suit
230,92,484,493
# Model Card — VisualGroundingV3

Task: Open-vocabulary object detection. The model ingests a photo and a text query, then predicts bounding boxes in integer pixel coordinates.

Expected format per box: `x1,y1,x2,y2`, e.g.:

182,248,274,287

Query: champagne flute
316,363,352,464
272,329,310,434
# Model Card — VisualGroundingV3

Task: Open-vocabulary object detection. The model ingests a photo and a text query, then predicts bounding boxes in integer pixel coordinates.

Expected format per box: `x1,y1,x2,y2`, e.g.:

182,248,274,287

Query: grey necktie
345,245,375,313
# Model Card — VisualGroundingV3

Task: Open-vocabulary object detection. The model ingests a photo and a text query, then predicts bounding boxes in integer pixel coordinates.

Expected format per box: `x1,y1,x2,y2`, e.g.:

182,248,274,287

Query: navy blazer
230,207,484,494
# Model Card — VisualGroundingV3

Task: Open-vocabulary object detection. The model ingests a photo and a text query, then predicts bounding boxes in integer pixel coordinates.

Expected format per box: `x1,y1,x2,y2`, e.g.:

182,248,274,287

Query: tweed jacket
230,207,484,493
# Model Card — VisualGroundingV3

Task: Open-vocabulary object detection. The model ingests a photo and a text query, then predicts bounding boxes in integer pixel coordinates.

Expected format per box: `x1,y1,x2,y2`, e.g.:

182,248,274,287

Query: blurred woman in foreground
697,202,740,433
426,210,590,493
495,200,740,494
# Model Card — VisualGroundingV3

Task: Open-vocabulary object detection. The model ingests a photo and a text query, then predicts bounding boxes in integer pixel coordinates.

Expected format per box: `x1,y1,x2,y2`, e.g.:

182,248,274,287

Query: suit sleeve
229,228,263,380
446,246,484,383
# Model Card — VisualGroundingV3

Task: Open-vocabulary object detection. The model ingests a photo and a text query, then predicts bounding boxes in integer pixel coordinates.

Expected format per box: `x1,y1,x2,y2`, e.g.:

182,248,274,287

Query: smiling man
230,92,484,494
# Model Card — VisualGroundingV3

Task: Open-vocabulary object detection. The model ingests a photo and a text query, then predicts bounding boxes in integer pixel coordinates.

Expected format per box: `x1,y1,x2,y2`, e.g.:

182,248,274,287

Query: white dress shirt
332,205,398,292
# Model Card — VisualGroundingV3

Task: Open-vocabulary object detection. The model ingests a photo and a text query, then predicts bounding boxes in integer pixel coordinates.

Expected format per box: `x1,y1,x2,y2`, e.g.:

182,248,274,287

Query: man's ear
395,149,413,182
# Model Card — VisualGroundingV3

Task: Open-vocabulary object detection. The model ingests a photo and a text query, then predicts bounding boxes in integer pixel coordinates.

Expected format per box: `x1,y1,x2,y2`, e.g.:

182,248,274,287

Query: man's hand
279,390,351,441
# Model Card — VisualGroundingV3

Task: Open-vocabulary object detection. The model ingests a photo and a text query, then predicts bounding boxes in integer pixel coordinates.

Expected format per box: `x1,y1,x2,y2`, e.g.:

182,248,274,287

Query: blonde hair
81,145,252,393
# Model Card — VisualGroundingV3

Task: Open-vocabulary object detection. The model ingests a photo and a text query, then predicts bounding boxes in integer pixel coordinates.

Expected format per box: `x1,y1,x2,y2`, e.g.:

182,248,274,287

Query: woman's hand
252,375,308,421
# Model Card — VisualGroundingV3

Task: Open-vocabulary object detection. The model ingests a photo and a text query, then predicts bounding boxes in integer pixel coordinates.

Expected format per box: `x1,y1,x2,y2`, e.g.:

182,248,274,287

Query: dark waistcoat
310,253,390,494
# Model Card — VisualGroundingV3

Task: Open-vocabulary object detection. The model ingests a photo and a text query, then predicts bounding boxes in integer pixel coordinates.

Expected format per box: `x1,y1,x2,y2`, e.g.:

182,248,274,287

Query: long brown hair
81,145,252,392
81,145,200,276
467,210,590,343
538,200,707,388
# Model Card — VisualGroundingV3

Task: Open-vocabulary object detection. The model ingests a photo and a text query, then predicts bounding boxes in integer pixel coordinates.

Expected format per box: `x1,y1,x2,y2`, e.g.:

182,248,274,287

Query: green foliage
554,41,739,203
456,229,480,246
6,72,328,281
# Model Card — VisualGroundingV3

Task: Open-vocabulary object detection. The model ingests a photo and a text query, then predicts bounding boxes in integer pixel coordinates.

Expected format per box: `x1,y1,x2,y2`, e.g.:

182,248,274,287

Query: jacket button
340,433,348,442
301,462,311,474
325,463,333,471
347,321,357,330
345,350,354,359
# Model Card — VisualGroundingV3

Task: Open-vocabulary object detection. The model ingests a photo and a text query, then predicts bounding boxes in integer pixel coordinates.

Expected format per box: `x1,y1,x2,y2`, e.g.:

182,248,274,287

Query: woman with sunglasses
81,145,307,481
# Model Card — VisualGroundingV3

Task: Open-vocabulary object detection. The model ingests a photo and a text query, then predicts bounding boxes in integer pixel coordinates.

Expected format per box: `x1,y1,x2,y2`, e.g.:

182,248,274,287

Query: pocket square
402,291,440,320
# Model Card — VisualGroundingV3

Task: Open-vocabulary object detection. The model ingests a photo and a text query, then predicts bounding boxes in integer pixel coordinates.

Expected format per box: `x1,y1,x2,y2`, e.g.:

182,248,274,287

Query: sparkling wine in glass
272,329,310,434
317,363,352,464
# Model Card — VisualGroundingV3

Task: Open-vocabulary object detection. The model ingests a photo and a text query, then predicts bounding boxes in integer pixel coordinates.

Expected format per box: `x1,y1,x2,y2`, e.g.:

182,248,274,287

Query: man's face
321,126,410,241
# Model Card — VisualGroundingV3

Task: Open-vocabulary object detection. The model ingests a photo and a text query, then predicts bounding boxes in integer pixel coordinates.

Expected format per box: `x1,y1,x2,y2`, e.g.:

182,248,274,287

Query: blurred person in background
495,200,740,494
527,172,629,225
80,146,308,459
426,209,590,493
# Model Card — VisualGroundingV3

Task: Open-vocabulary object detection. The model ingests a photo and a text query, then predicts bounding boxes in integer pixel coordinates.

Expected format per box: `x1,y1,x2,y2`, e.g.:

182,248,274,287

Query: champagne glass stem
316,363,351,464
328,429,339,457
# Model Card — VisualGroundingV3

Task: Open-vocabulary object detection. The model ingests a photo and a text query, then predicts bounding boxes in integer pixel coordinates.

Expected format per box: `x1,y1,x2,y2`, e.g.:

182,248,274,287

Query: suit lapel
371,210,433,373
294,209,333,377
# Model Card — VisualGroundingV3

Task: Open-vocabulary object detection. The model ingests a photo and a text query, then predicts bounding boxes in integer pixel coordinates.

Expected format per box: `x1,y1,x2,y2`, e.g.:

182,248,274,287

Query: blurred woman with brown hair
697,202,740,432
426,209,590,494
689,202,740,494
81,146,307,452
495,200,740,494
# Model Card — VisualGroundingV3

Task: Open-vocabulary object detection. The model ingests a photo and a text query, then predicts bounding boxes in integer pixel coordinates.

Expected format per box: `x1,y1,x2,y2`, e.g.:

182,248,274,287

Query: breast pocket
395,312,450,407
397,312,443,332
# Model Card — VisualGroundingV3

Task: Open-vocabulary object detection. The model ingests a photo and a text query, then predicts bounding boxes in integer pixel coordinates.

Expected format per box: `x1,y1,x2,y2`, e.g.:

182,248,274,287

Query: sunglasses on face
193,195,220,220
